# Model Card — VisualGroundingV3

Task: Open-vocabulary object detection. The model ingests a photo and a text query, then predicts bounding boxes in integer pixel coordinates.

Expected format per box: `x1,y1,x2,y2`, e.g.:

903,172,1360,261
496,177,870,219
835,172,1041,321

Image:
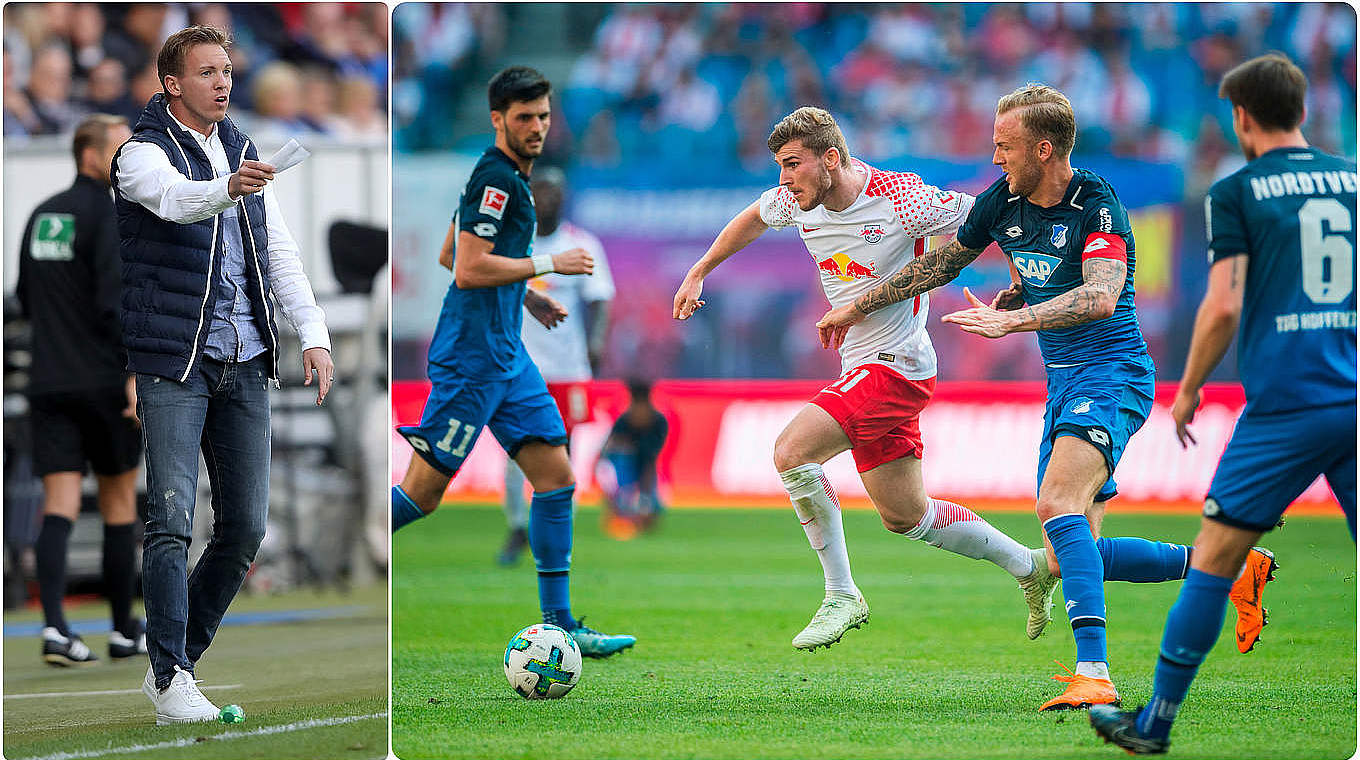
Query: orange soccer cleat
1229,547,1279,654
1039,661,1121,712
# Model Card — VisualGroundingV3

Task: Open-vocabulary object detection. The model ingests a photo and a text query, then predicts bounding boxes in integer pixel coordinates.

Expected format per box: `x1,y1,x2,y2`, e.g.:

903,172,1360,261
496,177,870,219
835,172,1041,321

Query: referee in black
16,113,146,666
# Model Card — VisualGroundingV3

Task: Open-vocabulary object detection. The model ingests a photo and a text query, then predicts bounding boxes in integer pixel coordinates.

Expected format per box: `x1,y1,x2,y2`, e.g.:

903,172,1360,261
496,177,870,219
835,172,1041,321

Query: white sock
903,498,1035,578
1075,661,1110,680
779,463,859,597
503,459,529,529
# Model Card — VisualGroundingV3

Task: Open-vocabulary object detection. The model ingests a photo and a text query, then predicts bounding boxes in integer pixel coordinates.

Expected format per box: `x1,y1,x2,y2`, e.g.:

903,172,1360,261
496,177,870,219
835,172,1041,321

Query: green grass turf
3,584,388,760
393,505,1356,760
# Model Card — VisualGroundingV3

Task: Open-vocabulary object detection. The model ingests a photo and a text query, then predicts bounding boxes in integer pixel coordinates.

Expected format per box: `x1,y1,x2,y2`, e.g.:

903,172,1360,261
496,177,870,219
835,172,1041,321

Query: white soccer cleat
792,592,869,651
144,664,220,725
1018,547,1058,640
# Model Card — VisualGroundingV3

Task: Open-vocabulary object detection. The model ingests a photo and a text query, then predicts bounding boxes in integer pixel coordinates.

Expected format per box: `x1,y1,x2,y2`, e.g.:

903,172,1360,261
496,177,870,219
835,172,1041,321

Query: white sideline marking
12,712,387,760
6,685,242,700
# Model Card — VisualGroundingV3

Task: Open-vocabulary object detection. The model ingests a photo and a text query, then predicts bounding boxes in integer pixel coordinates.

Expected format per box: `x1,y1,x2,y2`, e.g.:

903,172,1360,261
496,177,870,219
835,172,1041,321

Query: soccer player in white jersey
672,106,1057,651
499,167,615,564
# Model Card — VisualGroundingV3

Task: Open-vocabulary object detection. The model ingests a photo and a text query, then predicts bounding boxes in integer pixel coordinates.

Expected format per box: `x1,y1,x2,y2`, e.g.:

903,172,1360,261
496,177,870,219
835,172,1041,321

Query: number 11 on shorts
828,368,871,394
437,417,477,457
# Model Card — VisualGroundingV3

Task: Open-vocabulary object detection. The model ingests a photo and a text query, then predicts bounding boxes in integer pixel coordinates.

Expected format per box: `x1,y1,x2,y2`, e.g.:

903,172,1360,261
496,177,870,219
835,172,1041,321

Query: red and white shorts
546,381,592,436
811,364,935,473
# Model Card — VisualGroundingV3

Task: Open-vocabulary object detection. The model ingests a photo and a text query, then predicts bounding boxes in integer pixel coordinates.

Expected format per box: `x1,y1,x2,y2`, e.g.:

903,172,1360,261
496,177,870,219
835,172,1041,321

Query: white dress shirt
116,110,330,352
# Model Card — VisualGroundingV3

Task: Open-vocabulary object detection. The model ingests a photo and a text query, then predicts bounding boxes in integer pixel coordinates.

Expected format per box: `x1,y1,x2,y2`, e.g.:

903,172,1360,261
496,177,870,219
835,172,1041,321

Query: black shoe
497,527,528,566
42,627,99,667
1089,705,1170,755
110,619,148,660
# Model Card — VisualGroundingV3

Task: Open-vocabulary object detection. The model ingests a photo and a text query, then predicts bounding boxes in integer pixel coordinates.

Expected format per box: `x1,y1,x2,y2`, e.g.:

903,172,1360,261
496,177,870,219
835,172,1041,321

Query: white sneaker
1018,547,1058,640
791,592,869,651
146,665,219,725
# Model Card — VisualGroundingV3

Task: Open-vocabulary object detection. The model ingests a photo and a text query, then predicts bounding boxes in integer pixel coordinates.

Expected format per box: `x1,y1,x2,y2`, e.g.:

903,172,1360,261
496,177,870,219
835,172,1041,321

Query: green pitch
3,584,388,760
394,505,1355,760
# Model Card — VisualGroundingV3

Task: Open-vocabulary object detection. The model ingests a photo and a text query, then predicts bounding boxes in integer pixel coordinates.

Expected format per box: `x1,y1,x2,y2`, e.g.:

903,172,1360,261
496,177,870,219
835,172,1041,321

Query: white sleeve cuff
297,321,331,353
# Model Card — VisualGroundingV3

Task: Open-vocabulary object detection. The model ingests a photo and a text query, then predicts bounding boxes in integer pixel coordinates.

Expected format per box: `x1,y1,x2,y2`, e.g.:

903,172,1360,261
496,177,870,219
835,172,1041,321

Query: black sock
35,515,73,635
103,522,137,636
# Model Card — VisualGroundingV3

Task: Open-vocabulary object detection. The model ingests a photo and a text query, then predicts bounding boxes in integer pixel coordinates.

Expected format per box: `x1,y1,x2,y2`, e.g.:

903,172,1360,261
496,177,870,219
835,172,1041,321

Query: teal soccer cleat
568,619,637,658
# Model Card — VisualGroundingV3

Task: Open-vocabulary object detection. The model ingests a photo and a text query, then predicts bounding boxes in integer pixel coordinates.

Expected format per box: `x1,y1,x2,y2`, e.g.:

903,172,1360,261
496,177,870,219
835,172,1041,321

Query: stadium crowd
3,2,387,143
394,3,1355,169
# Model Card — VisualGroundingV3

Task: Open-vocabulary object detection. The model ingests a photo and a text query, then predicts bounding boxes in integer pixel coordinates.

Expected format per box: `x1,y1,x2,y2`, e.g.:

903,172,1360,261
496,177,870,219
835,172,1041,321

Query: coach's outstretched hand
815,303,865,350
552,247,594,275
228,160,276,198
673,274,706,319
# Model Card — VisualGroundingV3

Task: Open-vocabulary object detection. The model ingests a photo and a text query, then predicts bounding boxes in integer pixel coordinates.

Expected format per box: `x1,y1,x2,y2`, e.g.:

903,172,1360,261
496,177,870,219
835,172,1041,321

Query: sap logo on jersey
1012,251,1062,286
860,224,885,244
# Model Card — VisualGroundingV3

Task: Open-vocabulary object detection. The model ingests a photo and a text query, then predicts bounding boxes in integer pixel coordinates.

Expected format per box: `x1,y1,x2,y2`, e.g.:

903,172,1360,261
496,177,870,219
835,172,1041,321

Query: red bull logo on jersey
860,224,886,244
1012,251,1063,286
816,253,879,281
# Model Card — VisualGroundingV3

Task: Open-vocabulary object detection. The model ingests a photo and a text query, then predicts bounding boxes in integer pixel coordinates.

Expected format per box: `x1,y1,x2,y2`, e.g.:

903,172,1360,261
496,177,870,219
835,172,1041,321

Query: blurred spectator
300,66,339,134
2,2,388,143
81,59,140,126
249,61,310,138
26,44,78,135
333,75,386,143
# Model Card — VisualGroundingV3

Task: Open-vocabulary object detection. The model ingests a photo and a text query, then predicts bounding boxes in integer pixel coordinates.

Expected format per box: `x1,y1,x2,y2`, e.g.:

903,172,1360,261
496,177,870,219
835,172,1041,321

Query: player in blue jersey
391,66,635,658
817,84,1274,711
1091,54,1356,755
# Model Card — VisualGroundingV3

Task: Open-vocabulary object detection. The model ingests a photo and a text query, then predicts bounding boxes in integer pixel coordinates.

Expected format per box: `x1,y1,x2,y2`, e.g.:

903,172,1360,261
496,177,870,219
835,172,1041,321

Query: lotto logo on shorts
480,186,509,220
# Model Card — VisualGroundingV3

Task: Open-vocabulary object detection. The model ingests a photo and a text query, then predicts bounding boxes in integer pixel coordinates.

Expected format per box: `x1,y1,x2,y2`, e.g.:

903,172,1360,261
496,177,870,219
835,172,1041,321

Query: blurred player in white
672,107,1056,651
499,167,615,564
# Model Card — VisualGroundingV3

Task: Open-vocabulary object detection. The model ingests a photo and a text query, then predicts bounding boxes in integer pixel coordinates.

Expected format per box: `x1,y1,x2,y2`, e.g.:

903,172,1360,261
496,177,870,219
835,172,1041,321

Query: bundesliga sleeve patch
479,186,509,220
1081,232,1127,262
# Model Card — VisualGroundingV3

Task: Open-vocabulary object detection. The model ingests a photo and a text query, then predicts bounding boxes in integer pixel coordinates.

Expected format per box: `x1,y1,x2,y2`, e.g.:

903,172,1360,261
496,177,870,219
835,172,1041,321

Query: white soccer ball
503,623,582,699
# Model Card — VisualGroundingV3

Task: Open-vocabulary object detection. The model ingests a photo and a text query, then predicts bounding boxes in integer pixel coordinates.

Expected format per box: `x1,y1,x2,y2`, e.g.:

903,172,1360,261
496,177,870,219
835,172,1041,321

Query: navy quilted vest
111,94,277,382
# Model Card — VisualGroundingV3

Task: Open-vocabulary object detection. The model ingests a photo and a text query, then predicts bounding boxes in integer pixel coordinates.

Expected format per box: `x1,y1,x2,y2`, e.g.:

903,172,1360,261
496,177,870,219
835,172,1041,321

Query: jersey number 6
1299,198,1354,305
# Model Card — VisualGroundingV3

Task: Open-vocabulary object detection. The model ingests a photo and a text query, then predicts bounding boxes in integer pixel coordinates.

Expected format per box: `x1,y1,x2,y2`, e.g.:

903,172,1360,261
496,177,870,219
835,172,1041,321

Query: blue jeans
137,357,271,690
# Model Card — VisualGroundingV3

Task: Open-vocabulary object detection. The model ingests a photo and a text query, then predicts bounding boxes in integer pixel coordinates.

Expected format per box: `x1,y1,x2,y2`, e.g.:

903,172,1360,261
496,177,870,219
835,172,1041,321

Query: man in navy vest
111,25,333,725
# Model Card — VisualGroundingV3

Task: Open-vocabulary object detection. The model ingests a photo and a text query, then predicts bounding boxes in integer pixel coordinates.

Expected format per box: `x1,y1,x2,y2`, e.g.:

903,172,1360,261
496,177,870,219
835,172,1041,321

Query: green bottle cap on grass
219,704,245,724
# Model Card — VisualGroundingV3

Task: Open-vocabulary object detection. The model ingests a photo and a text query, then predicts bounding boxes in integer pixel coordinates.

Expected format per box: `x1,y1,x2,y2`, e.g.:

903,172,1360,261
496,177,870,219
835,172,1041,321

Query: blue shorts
1205,401,1356,536
1037,357,1156,502
397,362,567,477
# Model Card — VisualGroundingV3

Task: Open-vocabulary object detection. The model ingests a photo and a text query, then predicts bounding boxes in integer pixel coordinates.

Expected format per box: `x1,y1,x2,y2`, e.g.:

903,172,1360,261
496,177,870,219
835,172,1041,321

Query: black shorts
29,387,142,477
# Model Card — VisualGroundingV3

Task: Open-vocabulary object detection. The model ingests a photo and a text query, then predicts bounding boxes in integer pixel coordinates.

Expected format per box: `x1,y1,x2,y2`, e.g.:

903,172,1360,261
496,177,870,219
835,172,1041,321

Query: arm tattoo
1019,257,1127,331
853,238,984,315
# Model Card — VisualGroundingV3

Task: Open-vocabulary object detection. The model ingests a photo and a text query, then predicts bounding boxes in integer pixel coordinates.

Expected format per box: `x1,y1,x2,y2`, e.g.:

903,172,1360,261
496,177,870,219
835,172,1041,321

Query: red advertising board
391,380,1342,516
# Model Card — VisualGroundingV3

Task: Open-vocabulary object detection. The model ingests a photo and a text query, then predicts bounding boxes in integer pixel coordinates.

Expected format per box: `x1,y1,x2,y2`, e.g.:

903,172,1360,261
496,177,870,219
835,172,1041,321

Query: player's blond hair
996,84,1076,158
767,107,851,167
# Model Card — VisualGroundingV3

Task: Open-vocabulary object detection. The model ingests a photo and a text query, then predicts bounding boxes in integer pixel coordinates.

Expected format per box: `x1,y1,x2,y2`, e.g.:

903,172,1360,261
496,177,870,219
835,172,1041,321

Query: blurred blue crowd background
392,3,1355,383
4,2,388,144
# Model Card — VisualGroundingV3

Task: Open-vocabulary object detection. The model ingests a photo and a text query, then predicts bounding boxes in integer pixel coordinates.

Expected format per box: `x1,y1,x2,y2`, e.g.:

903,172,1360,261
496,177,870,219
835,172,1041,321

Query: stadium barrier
391,379,1342,515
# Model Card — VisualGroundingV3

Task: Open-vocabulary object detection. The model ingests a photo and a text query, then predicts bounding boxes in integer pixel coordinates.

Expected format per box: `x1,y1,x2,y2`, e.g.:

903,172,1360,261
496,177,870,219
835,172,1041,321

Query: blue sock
1043,513,1107,663
530,485,576,629
1136,568,1234,741
1096,537,1192,582
392,485,426,532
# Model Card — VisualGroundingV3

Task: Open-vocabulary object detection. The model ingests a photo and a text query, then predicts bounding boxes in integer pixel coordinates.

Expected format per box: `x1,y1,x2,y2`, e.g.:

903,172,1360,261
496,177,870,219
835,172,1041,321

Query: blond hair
767,106,851,166
996,84,1076,158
